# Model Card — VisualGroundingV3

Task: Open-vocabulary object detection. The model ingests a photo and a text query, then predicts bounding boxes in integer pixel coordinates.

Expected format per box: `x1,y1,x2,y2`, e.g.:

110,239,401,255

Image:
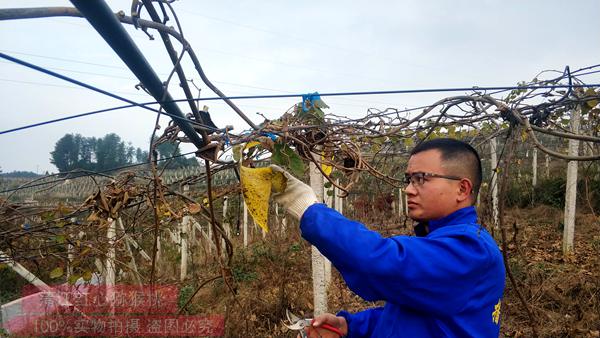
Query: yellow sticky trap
322,163,333,176
244,141,261,150
321,153,333,176
239,166,274,232
271,171,287,193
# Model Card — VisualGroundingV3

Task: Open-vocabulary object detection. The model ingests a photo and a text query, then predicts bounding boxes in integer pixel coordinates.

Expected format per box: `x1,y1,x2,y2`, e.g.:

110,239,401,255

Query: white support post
67,243,74,279
335,179,344,215
117,218,151,262
190,216,196,242
0,250,78,326
156,233,161,262
184,184,196,242
66,217,76,279
94,258,104,276
118,218,142,285
105,218,116,313
309,161,330,316
166,229,179,243
207,218,213,248
324,182,334,209
490,138,499,230
0,250,52,290
206,222,213,255
180,216,190,281
398,187,404,217
106,219,116,285
222,198,230,254
563,107,580,255
532,147,538,187
243,201,249,248
192,220,217,252
545,153,550,178
223,198,230,237
335,184,344,215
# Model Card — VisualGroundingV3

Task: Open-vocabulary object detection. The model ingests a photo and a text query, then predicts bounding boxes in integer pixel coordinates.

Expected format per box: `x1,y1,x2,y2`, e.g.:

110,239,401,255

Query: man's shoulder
426,223,502,260
428,221,486,237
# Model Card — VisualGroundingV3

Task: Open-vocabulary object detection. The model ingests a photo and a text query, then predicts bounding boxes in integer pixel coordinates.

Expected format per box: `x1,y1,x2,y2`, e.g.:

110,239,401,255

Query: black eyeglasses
403,172,463,187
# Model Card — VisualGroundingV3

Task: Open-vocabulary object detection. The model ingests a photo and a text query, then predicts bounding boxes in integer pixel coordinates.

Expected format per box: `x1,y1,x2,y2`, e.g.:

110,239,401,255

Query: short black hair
410,138,482,201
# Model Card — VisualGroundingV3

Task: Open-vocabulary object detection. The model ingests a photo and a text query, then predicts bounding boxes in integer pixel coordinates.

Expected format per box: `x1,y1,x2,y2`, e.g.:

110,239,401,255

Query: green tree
95,133,135,171
50,133,81,172
135,148,149,163
79,136,97,170
51,133,146,173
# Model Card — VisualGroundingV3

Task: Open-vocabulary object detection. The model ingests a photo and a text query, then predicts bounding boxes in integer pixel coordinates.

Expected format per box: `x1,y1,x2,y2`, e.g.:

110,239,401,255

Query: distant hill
0,171,42,178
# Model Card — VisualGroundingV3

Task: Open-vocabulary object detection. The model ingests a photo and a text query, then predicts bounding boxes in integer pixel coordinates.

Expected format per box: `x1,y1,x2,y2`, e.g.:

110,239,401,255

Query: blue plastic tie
302,92,321,112
260,132,278,141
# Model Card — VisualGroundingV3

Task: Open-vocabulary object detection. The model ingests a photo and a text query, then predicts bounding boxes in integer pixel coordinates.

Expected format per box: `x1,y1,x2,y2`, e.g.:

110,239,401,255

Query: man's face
405,149,462,221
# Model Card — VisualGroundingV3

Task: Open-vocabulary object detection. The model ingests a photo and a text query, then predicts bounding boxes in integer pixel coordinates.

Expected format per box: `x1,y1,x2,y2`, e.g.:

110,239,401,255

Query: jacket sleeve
337,307,383,338
300,204,493,316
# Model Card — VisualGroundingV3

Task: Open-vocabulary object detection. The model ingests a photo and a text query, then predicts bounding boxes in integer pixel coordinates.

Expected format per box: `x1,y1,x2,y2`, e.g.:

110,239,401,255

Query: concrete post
563,108,580,254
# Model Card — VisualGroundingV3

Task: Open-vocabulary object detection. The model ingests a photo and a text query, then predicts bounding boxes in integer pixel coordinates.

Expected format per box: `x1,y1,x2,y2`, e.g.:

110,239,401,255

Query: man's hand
270,165,318,220
302,313,348,337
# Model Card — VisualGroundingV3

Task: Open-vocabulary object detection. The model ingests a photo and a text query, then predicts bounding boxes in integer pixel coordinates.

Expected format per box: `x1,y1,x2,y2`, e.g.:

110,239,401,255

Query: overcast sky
1,0,599,173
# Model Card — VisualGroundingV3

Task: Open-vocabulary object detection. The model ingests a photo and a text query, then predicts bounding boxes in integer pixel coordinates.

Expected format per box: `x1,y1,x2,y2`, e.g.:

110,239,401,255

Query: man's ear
456,178,473,203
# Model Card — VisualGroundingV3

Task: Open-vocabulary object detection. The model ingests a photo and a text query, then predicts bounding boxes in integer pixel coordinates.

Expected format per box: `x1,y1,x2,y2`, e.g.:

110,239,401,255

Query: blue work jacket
300,204,505,337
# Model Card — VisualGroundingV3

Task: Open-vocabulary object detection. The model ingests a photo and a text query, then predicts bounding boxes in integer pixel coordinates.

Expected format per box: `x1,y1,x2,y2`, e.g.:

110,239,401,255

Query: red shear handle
310,319,344,337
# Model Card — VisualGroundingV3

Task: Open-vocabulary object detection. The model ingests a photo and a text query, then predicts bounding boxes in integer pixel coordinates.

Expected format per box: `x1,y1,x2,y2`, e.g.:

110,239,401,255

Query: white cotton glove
270,164,319,220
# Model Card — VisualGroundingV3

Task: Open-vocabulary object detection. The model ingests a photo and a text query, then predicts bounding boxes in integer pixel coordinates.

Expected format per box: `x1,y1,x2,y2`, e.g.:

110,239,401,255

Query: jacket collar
414,206,478,237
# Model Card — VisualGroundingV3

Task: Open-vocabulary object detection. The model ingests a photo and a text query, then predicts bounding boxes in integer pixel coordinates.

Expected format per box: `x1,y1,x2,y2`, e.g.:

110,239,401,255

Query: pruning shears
284,309,343,337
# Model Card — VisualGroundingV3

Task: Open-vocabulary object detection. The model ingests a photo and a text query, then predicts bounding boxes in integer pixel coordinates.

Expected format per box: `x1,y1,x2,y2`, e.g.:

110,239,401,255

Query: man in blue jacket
271,138,505,337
